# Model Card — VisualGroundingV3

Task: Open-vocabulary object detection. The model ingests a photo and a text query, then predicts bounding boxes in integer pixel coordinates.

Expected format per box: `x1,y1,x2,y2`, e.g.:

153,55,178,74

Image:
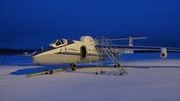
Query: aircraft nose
32,50,45,64
32,51,50,65
32,54,40,64
32,52,45,64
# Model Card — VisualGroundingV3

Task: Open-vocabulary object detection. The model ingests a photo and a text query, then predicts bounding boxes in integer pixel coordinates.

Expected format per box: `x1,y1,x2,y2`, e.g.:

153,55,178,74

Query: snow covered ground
0,53,180,101
1,60,180,101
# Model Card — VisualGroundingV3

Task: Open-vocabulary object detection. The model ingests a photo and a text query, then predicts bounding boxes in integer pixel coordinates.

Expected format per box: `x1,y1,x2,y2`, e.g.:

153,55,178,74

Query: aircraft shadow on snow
10,64,180,76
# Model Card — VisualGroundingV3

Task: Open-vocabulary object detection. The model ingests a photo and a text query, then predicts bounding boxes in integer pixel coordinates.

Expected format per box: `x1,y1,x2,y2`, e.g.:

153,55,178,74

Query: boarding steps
102,48,127,75
95,37,127,75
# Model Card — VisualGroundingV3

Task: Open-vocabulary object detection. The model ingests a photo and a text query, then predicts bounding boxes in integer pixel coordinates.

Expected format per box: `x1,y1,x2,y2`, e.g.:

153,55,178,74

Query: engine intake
160,48,167,59
80,46,87,59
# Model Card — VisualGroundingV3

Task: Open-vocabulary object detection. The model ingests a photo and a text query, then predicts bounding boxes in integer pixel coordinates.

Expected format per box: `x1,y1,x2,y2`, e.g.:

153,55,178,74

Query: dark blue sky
0,0,180,49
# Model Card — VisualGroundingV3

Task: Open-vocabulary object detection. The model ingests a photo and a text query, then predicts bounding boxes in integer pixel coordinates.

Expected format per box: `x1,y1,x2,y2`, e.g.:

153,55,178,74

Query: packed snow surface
0,59,180,101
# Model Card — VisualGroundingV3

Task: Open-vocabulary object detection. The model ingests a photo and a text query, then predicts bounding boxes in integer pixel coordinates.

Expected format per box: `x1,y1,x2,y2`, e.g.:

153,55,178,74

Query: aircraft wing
95,45,180,52
0,48,36,56
95,36,180,53
95,44,180,58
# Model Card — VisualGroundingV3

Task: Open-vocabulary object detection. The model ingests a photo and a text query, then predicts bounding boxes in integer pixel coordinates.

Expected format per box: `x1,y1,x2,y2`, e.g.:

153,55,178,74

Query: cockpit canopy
49,39,68,48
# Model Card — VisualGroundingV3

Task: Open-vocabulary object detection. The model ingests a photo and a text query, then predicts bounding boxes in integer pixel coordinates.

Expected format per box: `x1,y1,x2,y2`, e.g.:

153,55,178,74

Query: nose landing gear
70,63,77,71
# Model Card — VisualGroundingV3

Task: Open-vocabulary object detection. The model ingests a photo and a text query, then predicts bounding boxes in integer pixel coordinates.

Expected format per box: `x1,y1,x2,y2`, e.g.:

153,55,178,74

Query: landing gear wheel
114,64,121,68
70,63,77,71
44,70,53,74
114,64,117,68
95,72,99,75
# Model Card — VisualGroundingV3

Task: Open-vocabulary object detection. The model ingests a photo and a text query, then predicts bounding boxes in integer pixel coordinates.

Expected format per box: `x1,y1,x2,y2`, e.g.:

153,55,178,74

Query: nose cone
32,46,56,65
32,51,53,65
32,51,46,65
32,49,48,64
32,54,41,64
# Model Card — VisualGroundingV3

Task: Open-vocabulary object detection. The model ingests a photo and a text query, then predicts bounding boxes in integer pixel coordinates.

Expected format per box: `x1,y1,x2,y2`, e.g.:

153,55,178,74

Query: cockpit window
49,39,68,48
60,40,64,44
55,40,60,46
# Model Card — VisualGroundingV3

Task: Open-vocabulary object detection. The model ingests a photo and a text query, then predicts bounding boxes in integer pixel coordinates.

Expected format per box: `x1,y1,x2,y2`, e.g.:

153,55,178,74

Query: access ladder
102,48,127,75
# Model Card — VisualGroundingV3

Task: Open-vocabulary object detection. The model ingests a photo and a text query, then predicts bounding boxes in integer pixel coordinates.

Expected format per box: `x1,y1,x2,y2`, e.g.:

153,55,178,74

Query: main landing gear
113,63,127,75
114,64,121,68
44,70,54,74
70,63,77,71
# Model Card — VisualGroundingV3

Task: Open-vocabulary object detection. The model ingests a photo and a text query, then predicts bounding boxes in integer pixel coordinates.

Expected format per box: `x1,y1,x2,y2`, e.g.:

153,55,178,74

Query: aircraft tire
71,63,77,71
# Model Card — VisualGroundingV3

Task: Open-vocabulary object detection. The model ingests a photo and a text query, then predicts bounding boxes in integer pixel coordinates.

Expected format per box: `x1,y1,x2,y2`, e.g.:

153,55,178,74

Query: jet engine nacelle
160,48,167,59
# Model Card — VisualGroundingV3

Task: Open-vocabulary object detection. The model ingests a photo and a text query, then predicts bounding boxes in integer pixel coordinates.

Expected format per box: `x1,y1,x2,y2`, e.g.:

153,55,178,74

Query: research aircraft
1,35,180,75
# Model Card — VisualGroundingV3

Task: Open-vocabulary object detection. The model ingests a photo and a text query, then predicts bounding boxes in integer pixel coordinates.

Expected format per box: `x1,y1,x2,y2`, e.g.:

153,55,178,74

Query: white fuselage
32,36,101,64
